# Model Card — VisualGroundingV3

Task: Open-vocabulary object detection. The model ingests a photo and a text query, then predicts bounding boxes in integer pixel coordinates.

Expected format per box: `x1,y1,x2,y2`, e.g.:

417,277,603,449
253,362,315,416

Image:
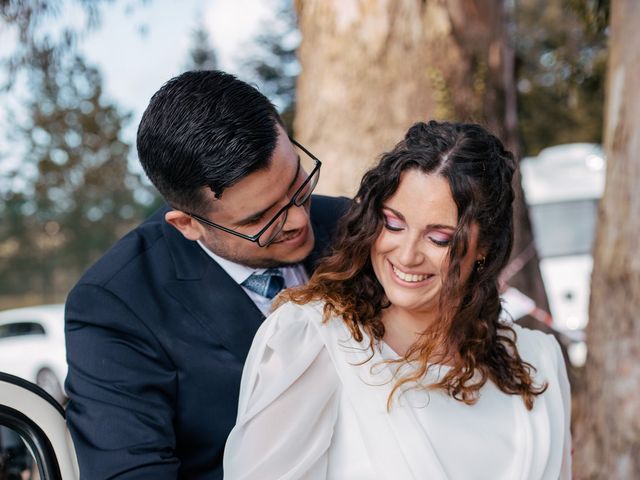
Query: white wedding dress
223,301,572,480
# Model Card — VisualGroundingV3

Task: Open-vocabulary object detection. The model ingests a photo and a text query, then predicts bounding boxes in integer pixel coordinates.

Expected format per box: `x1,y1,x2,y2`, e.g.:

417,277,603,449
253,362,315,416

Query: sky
0,0,281,176
79,0,277,140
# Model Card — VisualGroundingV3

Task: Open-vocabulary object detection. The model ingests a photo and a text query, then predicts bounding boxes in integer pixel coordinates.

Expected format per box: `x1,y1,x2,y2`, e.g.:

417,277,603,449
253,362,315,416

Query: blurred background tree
0,0,114,90
0,1,150,306
574,0,640,476
0,0,611,319
516,0,607,155
184,23,218,71
242,0,299,132
0,43,146,303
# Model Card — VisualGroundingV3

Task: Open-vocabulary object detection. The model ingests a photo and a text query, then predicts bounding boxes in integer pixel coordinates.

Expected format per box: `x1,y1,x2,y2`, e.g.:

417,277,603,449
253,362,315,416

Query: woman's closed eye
428,231,452,246
383,214,405,231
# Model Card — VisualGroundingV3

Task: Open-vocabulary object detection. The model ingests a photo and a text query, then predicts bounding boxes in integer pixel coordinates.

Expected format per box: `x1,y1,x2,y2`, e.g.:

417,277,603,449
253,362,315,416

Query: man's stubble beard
201,230,315,269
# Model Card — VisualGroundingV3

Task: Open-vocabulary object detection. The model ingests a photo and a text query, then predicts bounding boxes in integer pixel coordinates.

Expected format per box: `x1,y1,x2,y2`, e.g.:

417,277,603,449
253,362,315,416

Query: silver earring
476,257,486,272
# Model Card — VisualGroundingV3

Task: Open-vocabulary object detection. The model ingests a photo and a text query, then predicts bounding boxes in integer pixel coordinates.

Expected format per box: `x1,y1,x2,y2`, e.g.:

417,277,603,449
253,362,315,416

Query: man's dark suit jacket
65,195,347,479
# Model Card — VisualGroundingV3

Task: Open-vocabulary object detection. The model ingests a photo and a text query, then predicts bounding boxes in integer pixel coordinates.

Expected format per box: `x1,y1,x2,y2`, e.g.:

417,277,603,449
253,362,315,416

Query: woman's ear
165,210,205,241
474,243,489,272
475,237,489,263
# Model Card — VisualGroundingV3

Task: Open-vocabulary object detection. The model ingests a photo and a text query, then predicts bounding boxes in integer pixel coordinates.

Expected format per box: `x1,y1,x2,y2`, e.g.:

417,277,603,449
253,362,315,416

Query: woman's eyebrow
382,205,405,220
427,224,456,231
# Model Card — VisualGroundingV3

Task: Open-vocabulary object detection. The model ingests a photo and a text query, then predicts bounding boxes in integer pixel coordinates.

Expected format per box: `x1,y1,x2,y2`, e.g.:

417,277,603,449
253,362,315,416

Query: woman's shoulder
265,299,325,332
271,297,325,317
268,298,349,330
262,298,361,358
255,299,342,352
236,299,342,425
511,322,556,347
510,323,564,371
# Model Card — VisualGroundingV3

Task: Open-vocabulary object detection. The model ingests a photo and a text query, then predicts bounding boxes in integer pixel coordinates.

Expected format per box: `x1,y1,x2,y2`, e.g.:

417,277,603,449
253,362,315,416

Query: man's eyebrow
235,156,301,226
382,205,455,230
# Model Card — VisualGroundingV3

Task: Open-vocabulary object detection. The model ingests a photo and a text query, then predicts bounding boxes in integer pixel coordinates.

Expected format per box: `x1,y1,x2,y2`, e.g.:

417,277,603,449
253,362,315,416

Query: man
65,70,347,479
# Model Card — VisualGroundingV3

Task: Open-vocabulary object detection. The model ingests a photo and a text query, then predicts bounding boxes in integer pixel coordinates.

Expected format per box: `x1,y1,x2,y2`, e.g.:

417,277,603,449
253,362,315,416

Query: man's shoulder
310,194,350,236
75,206,174,287
305,195,350,270
310,195,350,219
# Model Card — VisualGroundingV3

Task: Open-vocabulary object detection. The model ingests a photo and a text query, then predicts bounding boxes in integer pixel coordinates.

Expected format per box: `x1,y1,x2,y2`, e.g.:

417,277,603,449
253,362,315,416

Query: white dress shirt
197,241,308,316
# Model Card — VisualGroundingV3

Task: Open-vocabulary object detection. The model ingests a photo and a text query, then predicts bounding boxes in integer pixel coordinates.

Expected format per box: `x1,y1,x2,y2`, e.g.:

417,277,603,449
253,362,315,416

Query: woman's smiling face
370,169,482,322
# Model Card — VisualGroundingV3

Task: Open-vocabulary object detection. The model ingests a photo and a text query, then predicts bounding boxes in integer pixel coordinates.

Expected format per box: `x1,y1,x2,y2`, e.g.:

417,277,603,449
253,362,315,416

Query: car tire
36,367,67,406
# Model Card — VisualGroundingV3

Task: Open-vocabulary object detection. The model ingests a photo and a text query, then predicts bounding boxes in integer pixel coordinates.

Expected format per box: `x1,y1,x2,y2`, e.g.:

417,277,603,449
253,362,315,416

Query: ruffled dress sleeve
223,301,340,480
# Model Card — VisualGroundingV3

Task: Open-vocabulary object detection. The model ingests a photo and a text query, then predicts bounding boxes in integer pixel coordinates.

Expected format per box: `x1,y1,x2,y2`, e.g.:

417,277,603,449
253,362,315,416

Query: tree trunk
574,1,640,478
295,0,548,309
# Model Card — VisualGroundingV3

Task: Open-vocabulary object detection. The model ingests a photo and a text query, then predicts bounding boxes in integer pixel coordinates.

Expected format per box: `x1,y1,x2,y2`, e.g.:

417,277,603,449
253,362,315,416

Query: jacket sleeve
223,302,340,480
65,283,179,479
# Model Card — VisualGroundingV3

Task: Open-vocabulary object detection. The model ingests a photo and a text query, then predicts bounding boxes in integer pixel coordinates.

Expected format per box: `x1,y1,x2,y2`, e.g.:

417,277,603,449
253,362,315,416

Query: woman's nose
396,236,425,267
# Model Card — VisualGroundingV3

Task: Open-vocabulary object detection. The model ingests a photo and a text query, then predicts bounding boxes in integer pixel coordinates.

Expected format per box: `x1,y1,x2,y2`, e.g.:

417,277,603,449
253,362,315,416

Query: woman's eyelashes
383,214,452,247
383,214,405,231
428,235,451,247
427,230,452,246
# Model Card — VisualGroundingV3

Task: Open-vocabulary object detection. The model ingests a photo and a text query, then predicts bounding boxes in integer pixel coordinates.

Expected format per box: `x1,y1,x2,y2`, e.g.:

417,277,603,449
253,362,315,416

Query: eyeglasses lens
257,146,320,247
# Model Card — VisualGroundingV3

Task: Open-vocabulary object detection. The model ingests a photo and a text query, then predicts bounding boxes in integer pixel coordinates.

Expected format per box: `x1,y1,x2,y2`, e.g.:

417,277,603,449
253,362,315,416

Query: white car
0,304,67,404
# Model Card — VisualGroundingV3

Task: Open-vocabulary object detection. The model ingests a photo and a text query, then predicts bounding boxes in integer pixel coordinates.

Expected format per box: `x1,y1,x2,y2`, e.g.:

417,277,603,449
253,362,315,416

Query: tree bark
574,1,640,478
295,0,548,309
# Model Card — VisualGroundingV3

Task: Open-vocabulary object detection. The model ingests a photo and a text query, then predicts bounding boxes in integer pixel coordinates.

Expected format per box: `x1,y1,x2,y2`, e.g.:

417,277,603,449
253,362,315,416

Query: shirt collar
197,240,265,285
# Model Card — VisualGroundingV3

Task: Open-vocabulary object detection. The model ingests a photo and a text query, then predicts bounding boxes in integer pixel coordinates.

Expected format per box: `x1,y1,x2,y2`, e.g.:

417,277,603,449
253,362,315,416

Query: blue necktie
242,268,285,299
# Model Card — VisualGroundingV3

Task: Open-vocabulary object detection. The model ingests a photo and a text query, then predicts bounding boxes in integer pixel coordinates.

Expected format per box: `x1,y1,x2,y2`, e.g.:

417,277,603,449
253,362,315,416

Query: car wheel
36,368,66,406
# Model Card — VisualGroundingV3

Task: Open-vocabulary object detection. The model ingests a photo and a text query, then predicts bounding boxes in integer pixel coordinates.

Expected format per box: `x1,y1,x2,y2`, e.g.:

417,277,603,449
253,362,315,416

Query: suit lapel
159,195,344,361
162,218,264,362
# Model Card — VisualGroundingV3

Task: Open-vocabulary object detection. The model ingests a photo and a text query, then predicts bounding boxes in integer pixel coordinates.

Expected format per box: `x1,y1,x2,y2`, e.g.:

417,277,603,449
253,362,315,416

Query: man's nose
282,202,310,231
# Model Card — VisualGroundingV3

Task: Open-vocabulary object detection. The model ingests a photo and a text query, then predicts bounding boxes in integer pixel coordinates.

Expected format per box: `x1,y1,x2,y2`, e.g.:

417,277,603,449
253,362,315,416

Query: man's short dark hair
137,70,282,213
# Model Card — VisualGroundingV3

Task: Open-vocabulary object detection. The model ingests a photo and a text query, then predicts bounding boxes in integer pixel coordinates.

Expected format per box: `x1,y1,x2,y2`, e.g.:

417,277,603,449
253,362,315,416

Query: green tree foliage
242,0,299,132
516,0,608,155
569,0,610,34
0,0,110,90
0,46,146,301
184,24,218,71
1,1,153,304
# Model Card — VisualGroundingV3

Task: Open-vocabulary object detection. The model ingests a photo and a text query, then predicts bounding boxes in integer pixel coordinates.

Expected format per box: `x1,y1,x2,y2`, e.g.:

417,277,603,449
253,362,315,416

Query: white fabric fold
223,301,572,480
225,302,340,479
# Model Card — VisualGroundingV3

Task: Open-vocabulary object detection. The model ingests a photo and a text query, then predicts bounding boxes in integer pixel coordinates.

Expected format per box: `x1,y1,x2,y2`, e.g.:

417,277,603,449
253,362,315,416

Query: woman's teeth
392,265,429,283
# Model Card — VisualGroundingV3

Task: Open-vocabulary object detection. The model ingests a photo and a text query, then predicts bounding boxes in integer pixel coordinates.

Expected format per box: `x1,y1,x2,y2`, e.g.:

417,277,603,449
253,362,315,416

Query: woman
223,121,571,479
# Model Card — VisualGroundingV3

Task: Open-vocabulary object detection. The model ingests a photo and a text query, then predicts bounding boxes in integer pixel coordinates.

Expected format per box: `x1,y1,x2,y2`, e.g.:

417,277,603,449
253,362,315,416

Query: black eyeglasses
185,139,321,247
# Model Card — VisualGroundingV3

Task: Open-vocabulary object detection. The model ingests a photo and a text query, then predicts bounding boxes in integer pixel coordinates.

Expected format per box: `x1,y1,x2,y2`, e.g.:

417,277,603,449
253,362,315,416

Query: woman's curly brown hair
280,120,547,410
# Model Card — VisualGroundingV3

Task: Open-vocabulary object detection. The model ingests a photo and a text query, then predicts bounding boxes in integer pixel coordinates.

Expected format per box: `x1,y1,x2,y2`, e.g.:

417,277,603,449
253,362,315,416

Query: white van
520,143,605,349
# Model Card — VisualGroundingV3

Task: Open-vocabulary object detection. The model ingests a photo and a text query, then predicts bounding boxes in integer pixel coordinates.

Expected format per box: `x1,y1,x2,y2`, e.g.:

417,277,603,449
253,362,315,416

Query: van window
0,322,46,339
529,198,598,258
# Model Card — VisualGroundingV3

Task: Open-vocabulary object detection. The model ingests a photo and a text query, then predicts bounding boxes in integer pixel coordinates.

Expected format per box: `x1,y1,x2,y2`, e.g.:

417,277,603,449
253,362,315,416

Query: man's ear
165,210,204,241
